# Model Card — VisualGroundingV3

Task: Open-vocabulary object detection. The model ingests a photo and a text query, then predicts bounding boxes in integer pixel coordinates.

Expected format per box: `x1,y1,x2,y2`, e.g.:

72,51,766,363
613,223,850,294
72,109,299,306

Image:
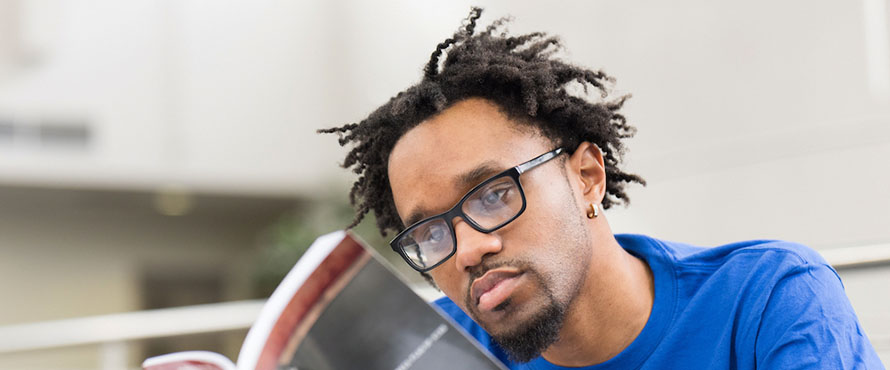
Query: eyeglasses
390,148,565,272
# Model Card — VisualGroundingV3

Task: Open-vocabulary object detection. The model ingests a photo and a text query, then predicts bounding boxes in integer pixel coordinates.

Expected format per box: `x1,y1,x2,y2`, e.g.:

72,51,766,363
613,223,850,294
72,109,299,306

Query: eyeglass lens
398,175,523,270
461,175,523,229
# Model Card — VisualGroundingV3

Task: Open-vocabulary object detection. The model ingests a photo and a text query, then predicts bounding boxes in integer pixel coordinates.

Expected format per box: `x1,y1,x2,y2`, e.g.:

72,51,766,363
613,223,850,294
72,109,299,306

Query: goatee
491,298,567,363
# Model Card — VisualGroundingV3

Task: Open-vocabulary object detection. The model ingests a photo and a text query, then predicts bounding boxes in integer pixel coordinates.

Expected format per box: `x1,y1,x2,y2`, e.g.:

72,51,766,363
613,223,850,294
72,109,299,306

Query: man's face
388,98,594,359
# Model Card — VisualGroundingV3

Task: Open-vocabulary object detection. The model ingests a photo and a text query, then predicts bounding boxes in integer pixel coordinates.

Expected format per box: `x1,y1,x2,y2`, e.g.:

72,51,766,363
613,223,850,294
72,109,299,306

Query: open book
142,231,507,370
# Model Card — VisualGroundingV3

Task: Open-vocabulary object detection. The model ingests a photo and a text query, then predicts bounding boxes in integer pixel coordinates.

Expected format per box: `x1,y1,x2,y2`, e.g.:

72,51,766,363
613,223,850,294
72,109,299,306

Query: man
321,8,883,369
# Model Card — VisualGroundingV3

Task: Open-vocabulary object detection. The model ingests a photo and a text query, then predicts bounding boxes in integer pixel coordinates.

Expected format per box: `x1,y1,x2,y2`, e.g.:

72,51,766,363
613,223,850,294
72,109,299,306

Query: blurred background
0,0,887,368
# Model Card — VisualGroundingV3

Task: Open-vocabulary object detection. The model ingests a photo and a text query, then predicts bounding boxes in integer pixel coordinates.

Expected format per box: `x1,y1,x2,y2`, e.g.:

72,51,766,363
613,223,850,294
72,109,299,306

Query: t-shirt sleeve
754,261,884,369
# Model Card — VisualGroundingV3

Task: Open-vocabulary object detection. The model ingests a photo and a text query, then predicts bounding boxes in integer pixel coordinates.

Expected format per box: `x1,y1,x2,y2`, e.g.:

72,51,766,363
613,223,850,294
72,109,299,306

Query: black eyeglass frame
390,147,565,272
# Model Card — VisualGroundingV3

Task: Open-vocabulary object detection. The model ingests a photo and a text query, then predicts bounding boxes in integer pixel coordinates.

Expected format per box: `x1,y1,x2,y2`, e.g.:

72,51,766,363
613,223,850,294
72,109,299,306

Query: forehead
388,98,550,222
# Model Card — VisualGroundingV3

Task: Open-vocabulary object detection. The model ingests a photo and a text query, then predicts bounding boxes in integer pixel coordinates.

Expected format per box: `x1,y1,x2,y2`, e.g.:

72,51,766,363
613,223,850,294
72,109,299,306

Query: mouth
471,268,524,313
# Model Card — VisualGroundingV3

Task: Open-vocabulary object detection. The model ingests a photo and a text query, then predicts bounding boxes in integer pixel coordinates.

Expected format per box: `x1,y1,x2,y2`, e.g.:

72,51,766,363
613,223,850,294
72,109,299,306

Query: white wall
0,0,352,196
1,1,887,207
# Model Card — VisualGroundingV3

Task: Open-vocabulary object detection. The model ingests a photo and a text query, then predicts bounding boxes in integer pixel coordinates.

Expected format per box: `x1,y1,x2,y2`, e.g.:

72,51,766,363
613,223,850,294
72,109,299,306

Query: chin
489,299,568,363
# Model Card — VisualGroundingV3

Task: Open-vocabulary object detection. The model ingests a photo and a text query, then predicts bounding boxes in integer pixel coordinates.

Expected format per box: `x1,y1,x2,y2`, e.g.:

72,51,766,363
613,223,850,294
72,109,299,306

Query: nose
452,218,503,272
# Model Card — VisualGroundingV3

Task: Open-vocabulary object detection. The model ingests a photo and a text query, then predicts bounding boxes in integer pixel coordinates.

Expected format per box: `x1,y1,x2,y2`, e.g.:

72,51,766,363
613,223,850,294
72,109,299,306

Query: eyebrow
403,160,506,227
457,161,504,190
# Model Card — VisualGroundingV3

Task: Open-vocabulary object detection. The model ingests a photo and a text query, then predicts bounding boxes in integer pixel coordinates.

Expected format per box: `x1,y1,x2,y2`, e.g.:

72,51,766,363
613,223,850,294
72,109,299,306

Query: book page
276,255,507,370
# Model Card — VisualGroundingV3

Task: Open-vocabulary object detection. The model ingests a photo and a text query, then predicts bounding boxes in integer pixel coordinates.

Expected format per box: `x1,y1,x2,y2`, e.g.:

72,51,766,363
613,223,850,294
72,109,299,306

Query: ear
567,142,606,204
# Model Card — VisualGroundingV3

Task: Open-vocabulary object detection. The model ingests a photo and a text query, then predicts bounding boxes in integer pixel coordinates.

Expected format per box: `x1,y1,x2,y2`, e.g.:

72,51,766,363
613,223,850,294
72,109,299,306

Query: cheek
517,179,578,239
430,267,466,305
513,173,590,268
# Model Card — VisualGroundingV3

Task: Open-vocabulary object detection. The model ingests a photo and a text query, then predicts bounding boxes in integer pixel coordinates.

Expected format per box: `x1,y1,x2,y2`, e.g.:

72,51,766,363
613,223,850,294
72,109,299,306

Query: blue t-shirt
434,234,884,369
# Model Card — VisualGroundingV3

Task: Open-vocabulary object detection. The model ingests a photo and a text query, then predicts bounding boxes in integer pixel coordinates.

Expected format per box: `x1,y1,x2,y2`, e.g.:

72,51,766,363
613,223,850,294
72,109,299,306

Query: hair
320,7,645,238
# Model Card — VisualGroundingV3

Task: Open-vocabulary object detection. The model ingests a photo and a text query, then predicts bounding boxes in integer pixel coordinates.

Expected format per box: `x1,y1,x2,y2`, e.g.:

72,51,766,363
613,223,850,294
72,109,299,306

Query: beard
463,262,573,363
491,289,568,363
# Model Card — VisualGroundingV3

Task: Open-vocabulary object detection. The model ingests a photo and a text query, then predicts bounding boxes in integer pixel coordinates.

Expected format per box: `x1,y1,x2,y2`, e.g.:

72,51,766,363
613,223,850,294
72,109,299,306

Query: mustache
464,259,535,303
467,259,532,281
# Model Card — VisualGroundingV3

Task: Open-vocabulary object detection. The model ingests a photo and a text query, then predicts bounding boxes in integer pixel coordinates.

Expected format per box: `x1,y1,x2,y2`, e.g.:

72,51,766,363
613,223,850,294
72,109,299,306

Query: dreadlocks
319,7,644,237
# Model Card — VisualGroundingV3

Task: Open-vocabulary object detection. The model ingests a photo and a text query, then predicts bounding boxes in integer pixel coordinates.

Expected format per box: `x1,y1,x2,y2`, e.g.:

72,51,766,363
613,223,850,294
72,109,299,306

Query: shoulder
629,236,883,367
716,239,828,267
700,240,841,291
616,234,828,269
617,234,833,280
748,245,883,367
659,236,842,302
667,238,880,368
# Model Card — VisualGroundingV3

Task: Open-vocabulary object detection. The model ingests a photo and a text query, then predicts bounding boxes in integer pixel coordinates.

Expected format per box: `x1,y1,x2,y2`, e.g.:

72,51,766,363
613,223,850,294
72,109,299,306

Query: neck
541,228,654,367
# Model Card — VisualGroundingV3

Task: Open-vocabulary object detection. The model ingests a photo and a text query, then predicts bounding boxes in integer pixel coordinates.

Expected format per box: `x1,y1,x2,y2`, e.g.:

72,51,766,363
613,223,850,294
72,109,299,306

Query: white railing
0,300,263,354
0,300,263,370
0,246,887,369
818,242,890,270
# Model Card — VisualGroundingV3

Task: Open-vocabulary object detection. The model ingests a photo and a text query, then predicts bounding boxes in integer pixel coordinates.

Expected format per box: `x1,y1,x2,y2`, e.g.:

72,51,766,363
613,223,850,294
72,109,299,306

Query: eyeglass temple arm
515,148,564,174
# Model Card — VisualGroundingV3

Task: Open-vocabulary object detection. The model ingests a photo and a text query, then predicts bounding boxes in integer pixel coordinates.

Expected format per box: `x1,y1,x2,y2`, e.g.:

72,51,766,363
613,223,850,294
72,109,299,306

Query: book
142,230,508,370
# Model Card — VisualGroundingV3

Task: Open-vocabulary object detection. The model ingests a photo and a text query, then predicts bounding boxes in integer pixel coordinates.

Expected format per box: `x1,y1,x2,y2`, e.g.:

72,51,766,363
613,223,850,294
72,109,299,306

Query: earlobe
570,142,607,204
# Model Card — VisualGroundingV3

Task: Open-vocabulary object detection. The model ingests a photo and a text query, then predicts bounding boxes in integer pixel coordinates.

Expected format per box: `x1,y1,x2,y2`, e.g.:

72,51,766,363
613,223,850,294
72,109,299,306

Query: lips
471,268,523,312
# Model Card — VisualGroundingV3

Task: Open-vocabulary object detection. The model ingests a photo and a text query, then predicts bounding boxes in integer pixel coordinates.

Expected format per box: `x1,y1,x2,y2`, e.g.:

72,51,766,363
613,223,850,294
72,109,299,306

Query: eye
414,222,449,248
461,176,522,229
481,187,508,206
427,224,446,242
477,182,514,210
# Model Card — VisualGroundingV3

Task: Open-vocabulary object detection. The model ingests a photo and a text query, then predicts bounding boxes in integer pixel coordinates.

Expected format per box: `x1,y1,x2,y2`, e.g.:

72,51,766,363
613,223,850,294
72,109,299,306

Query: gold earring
586,203,599,219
